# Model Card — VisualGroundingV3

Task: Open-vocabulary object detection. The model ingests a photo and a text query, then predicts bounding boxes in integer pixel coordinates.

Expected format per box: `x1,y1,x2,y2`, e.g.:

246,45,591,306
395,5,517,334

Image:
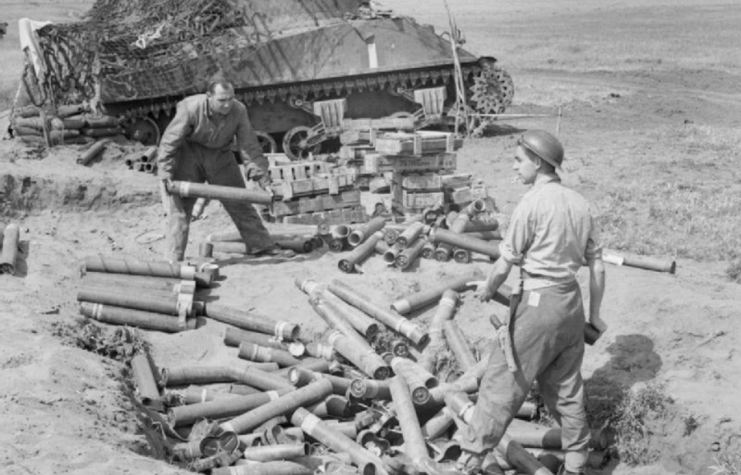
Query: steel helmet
518,129,564,171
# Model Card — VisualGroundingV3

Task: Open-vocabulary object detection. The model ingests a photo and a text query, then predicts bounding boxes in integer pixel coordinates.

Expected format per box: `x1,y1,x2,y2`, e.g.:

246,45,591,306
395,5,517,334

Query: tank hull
25,0,513,153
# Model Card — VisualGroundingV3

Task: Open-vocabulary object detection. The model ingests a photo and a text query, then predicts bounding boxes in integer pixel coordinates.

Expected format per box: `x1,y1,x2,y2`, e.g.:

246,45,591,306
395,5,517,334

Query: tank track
118,61,513,143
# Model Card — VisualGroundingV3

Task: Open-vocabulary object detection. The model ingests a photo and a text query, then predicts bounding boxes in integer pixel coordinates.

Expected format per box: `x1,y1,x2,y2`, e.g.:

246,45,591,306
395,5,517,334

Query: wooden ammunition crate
280,206,368,226
447,183,491,205
271,189,362,218
441,173,473,188
374,131,462,156
364,152,457,174
339,117,416,145
393,172,444,191
270,173,356,200
269,161,331,182
393,190,445,210
338,144,377,161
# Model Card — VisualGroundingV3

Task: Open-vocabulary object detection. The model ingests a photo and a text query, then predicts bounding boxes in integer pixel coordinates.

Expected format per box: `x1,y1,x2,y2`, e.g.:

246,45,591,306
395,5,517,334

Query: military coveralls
462,174,602,473
158,94,273,262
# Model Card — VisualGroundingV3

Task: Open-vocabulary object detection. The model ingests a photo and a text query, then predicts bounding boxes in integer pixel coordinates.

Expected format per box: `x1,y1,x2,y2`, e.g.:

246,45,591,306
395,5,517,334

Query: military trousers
461,280,590,473
165,141,273,262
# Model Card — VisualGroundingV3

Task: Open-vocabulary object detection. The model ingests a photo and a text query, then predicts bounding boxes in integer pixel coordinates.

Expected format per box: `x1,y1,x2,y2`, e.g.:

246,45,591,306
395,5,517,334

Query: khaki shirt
158,94,267,179
499,174,602,282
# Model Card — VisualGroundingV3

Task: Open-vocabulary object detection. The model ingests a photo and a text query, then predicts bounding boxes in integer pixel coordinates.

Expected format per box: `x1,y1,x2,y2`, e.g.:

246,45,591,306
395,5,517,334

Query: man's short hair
207,75,234,94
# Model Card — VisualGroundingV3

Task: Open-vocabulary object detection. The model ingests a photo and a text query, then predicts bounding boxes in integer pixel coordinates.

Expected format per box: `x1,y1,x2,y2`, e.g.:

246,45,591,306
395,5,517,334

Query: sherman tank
24,0,513,159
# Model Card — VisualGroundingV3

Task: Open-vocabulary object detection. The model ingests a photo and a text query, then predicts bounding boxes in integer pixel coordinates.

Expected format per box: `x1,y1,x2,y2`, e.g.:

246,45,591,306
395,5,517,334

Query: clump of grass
709,453,741,475
613,381,676,465
725,259,741,284
50,318,150,365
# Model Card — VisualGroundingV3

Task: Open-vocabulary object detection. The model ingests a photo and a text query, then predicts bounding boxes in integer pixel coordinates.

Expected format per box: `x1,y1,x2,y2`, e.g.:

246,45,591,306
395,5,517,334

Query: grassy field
0,2,90,110
393,0,741,275
393,0,741,75
589,123,741,264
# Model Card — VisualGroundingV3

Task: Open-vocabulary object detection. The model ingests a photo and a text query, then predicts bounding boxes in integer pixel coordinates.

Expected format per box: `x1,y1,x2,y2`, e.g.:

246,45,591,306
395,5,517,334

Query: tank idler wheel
255,131,277,154
470,61,510,115
282,125,322,161
126,117,161,146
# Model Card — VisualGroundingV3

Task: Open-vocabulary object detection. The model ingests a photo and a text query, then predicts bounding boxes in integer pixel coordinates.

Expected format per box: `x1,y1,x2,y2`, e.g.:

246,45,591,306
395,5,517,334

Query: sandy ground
2,1,741,475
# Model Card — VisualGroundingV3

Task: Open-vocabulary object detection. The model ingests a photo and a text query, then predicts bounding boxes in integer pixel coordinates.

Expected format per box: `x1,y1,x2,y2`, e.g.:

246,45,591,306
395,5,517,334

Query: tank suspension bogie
255,131,278,154
282,125,323,161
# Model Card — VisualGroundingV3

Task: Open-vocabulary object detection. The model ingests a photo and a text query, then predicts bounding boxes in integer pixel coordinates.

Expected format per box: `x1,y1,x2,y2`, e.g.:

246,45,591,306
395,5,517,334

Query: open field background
2,1,741,474
392,0,741,268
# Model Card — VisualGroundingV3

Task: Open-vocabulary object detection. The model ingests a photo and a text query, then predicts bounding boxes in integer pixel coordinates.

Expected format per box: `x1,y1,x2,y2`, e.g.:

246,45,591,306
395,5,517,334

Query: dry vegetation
0,2,89,110
590,123,741,261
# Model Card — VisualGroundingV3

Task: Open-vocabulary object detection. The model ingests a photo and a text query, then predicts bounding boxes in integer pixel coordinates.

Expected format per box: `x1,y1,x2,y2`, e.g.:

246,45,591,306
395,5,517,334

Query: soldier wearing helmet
462,130,607,475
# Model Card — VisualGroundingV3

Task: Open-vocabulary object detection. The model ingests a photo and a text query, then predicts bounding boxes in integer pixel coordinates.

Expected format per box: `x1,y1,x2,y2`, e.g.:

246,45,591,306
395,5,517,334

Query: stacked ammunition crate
337,116,417,190
263,155,367,225
441,173,491,208
370,131,461,217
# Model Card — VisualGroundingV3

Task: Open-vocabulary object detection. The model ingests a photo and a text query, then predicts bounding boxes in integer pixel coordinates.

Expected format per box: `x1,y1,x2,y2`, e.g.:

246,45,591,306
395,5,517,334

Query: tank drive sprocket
469,61,514,115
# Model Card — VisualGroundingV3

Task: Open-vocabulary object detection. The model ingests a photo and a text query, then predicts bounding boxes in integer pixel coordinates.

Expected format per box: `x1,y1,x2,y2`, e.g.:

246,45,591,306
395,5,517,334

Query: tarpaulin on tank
99,17,479,103
86,0,362,37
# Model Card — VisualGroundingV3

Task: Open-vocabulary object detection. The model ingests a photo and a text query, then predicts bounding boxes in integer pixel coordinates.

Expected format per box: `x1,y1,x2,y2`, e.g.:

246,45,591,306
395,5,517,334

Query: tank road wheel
469,62,514,115
282,126,322,161
126,117,161,146
255,131,277,154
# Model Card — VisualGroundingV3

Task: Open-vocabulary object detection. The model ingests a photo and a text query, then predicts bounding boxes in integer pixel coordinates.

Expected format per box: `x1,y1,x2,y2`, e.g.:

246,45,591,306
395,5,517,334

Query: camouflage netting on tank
27,0,363,108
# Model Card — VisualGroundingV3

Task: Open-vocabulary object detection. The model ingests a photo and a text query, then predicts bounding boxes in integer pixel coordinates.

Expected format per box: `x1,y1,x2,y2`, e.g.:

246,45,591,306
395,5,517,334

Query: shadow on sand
586,334,663,473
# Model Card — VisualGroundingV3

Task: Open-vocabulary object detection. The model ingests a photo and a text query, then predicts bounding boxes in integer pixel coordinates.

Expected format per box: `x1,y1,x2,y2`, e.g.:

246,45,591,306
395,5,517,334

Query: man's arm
235,106,269,182
158,103,192,180
476,256,514,302
587,257,607,332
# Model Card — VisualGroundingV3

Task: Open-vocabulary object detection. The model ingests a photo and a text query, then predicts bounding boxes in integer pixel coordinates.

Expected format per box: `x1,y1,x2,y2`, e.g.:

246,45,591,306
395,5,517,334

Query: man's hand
158,177,174,217
243,162,267,180
257,174,272,191
470,280,494,303
160,177,174,195
589,313,608,334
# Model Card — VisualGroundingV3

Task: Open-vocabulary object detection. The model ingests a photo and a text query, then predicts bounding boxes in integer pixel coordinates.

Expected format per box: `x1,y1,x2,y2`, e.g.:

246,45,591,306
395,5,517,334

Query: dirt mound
0,138,159,216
